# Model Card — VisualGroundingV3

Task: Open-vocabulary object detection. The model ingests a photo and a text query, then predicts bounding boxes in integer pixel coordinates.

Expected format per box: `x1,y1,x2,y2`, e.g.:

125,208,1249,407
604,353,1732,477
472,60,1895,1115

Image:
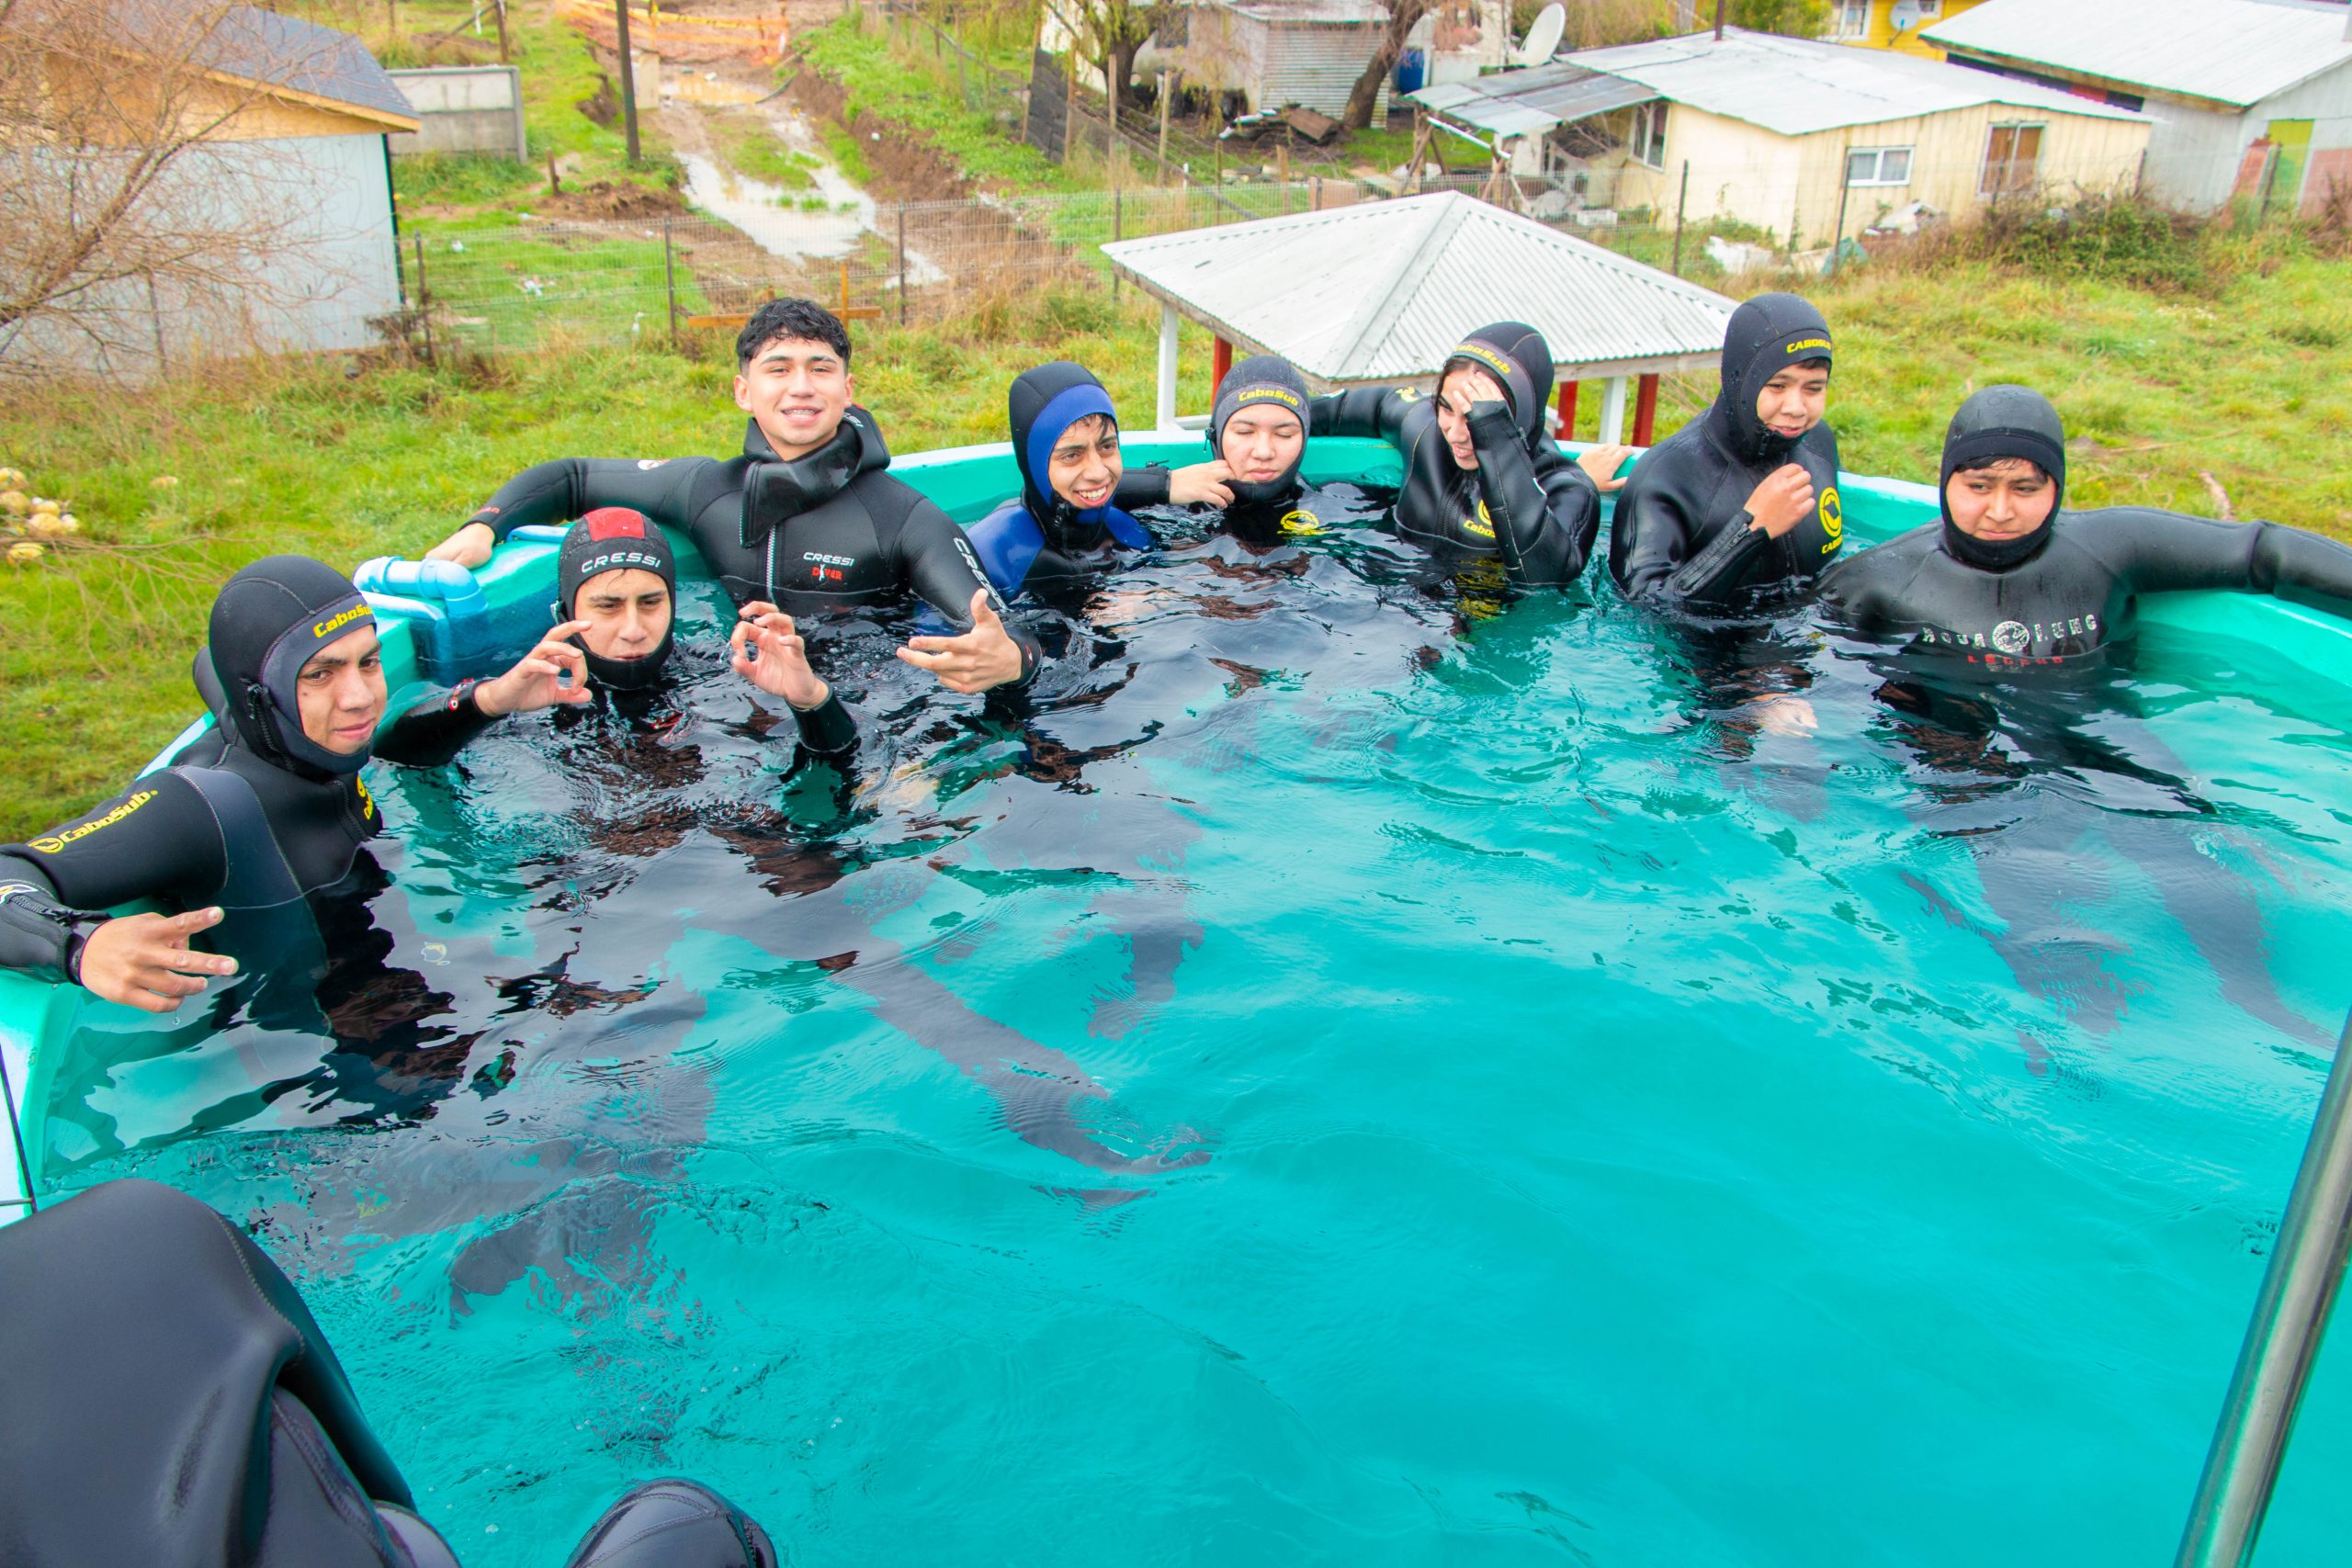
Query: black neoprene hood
205,554,378,777
558,507,681,689
1209,355,1312,506
1710,293,1834,465
1442,321,1557,452
1939,383,2068,570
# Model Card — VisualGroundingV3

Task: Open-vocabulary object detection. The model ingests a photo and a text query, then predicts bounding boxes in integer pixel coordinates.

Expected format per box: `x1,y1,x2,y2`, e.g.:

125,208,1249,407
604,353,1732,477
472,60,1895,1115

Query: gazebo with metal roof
1100,190,1735,446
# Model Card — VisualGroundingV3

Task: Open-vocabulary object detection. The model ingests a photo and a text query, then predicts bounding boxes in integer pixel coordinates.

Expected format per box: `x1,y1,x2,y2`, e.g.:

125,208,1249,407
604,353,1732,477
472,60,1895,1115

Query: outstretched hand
896,590,1024,694
77,907,237,1013
730,601,830,709
1166,460,1235,509
473,622,594,715
425,521,495,569
1577,443,1635,493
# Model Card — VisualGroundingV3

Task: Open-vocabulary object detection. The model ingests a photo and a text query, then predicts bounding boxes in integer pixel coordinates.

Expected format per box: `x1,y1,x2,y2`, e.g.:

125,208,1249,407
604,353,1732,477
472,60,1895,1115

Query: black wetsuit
1305,322,1601,589
1118,353,1351,547
0,1178,776,1568
1819,383,2352,666
463,409,1038,678
1610,292,1843,611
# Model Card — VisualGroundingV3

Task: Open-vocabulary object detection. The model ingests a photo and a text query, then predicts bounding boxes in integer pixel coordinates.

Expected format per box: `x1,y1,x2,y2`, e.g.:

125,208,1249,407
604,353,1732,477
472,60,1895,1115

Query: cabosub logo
1449,343,1517,381
311,604,370,640
1279,508,1322,536
29,789,159,853
1784,337,1832,355
1818,486,1843,553
1232,386,1301,410
1464,501,1496,540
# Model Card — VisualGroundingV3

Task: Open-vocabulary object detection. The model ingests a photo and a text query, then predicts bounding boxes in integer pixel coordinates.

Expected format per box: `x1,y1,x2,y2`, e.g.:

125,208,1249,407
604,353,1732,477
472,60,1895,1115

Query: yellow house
1823,0,1995,60
1422,28,2151,246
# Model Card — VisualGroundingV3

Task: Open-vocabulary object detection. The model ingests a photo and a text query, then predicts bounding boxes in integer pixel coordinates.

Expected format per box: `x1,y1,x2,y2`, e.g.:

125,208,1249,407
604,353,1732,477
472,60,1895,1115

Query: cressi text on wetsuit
556,508,855,756
962,363,1155,615
1116,354,1345,544
1819,383,2352,666
1304,321,1601,588
1610,292,1843,611
462,408,1037,681
0,558,501,985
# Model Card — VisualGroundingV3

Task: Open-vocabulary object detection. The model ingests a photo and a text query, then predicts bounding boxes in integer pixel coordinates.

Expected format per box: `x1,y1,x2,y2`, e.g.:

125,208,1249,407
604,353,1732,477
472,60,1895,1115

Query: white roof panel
1100,192,1735,383
1561,26,2148,136
1923,0,2352,109
1408,62,1658,137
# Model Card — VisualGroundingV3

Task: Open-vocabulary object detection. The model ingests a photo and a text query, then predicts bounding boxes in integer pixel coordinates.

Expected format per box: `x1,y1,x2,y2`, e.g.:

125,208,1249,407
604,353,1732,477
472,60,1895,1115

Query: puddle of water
677,113,948,285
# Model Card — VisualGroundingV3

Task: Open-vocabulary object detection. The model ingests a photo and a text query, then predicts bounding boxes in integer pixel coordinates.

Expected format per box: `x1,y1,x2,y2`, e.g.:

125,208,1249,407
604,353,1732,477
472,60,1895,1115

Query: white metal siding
1255,20,1388,116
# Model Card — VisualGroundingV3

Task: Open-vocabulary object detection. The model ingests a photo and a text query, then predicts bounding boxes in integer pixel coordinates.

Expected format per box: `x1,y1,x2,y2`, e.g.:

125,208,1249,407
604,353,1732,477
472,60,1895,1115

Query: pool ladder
2175,1009,2352,1567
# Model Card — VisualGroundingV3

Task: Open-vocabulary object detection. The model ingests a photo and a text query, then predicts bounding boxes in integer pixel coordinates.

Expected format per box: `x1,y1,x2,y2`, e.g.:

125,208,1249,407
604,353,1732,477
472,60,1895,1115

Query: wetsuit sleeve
1465,403,1600,588
790,693,858,758
1307,388,1420,447
1814,546,1905,637
1664,513,1776,608
1114,466,1172,509
464,458,717,543
2114,511,2352,616
371,682,503,767
893,495,1044,685
0,775,230,976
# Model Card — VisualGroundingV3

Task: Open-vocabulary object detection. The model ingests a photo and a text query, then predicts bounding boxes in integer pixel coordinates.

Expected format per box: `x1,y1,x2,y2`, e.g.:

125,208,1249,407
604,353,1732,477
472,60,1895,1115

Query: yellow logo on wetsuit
1449,343,1517,381
1234,386,1301,410
28,788,159,853
1464,501,1495,540
1819,486,1843,554
1785,337,1832,355
1280,508,1322,536
311,604,371,640
355,775,377,822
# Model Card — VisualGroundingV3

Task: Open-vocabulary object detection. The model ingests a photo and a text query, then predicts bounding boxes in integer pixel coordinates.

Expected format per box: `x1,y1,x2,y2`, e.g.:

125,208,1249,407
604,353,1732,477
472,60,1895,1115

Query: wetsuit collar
739,412,883,548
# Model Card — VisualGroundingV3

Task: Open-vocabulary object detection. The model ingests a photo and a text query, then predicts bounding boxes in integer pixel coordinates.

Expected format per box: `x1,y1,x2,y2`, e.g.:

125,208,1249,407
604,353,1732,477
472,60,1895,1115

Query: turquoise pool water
40,497,2352,1566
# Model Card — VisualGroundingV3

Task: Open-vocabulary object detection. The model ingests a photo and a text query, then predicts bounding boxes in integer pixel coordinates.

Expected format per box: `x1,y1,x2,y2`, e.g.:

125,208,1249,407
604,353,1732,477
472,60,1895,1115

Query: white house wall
0,132,400,378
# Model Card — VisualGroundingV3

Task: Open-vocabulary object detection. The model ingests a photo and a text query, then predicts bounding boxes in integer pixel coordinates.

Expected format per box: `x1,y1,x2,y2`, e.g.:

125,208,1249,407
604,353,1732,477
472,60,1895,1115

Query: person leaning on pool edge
1817,383,2352,664
0,556,588,1013
424,297,1035,695
1609,292,1843,612
555,506,858,757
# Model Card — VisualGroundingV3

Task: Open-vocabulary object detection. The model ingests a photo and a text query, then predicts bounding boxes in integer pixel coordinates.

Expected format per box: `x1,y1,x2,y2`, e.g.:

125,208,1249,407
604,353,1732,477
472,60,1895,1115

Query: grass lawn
4,248,2349,839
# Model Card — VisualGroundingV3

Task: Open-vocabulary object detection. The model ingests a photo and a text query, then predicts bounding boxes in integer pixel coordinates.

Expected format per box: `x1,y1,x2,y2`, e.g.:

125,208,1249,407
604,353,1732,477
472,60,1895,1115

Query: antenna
1513,2,1566,65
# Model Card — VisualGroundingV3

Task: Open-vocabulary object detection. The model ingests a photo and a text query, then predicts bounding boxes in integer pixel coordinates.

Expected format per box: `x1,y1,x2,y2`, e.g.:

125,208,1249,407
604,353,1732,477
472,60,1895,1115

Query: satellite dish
1889,0,1922,31
1512,3,1566,65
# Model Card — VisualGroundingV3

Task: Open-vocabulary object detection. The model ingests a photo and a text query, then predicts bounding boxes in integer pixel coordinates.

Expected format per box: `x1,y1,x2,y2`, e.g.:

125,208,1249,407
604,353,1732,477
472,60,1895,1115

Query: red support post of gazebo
1555,380,1578,441
1632,374,1661,446
1212,336,1233,400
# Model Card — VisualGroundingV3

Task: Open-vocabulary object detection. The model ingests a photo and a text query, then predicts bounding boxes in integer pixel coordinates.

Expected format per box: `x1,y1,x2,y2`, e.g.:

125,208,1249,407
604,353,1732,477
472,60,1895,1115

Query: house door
2265,118,2313,211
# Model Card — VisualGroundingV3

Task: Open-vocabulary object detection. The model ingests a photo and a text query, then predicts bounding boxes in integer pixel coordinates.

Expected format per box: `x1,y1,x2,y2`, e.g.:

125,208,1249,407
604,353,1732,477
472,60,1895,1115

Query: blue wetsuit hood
1007,361,1150,554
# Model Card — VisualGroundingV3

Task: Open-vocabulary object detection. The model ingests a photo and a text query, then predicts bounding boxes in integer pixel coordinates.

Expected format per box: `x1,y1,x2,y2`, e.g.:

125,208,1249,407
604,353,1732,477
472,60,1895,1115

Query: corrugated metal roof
1100,191,1734,383
195,3,419,125
1922,0,2352,109
1221,0,1389,25
1409,62,1657,138
1563,26,2148,136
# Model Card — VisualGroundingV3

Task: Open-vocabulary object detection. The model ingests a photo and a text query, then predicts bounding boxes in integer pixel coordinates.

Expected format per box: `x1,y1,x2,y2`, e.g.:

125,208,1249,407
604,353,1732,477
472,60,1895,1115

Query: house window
1981,122,2043,195
1834,1,1871,39
1629,100,1667,168
1846,146,1914,185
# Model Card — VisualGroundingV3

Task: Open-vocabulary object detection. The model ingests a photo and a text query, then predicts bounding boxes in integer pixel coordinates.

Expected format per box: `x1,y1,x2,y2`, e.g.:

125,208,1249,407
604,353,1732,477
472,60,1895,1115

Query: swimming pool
6,435,2352,1565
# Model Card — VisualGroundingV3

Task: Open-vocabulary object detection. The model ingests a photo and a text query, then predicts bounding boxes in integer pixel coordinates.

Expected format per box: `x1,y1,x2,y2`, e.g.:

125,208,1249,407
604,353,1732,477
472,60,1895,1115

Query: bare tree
1342,0,1437,130
1069,0,1167,113
0,0,356,376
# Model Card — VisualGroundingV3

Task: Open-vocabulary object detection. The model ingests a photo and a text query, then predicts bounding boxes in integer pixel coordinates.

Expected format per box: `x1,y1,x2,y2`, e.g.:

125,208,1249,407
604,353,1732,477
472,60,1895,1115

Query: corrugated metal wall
1256,21,1389,118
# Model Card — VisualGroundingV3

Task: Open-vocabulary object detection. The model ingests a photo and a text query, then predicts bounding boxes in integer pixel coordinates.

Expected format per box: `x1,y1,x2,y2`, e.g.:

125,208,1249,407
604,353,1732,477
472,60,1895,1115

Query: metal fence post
663,219,678,347
1112,183,1123,301
1672,159,1690,275
897,204,908,325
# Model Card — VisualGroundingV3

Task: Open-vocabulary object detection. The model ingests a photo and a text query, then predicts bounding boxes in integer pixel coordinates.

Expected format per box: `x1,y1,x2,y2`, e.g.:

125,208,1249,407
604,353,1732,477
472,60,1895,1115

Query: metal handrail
2175,1007,2352,1566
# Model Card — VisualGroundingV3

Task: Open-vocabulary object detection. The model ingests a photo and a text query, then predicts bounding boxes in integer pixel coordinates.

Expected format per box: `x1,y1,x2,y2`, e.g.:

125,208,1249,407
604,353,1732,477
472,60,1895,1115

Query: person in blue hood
954,362,1158,616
